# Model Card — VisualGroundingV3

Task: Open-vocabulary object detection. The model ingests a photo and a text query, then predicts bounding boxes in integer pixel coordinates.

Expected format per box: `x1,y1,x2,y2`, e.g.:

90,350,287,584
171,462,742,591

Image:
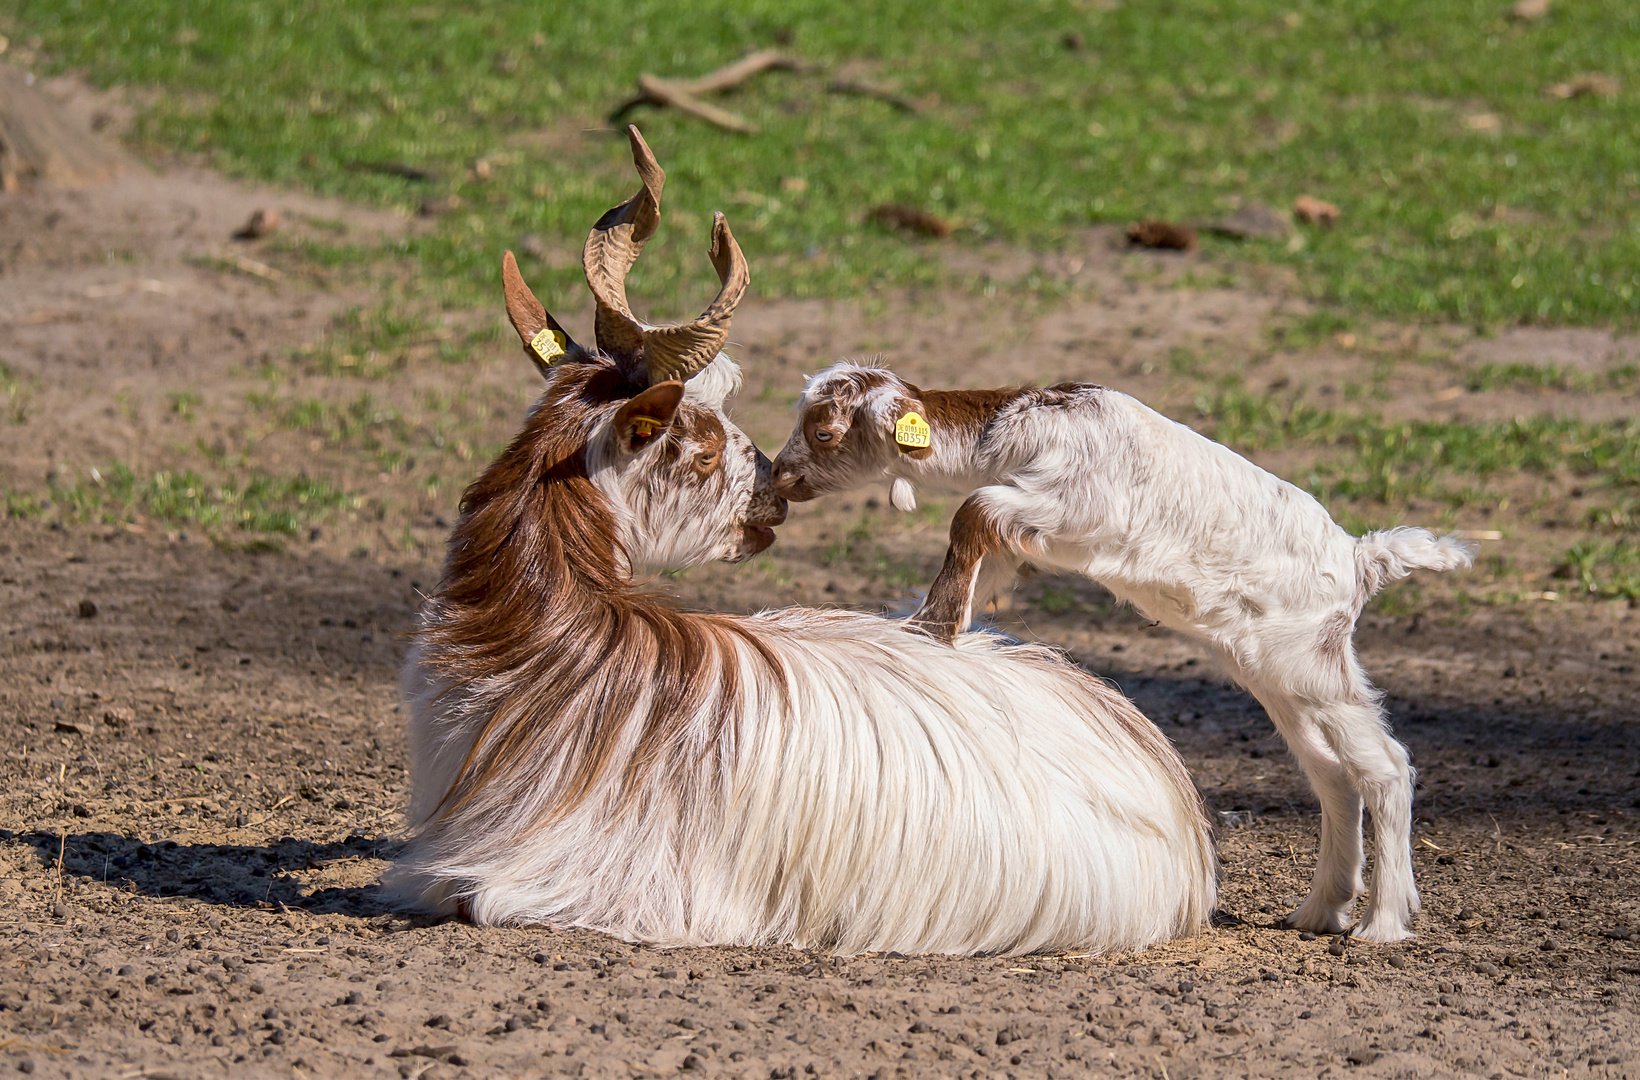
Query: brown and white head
769,362,924,503
481,126,785,573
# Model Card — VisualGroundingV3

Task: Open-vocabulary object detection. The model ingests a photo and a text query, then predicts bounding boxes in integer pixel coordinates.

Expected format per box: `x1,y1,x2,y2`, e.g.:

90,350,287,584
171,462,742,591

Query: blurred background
2,0,1637,604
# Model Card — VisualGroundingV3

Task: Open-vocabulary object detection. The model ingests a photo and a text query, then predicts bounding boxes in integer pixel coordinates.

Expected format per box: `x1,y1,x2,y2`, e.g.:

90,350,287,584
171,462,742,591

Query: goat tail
1355,527,1476,600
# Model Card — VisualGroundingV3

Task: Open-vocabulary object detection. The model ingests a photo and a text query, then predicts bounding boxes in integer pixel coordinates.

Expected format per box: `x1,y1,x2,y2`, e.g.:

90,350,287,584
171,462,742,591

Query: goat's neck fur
881,384,1031,499
415,361,776,828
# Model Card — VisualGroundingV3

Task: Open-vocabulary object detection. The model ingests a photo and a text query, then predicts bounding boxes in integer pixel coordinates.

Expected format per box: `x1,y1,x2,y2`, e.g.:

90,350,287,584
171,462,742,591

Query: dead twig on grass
632,76,758,133
827,77,920,113
610,49,804,133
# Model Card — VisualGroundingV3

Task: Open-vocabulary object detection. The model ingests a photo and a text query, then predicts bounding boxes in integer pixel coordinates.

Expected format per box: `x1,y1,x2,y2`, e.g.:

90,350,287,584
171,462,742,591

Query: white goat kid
389,132,1217,956
770,362,1475,943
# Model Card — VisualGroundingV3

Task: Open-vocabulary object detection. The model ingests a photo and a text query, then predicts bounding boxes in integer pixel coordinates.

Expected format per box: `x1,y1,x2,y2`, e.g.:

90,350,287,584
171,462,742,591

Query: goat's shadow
3,829,405,918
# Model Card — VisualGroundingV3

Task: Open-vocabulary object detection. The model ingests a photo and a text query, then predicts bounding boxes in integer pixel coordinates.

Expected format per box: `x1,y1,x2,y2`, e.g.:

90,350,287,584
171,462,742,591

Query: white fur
777,364,1477,942
394,614,1215,955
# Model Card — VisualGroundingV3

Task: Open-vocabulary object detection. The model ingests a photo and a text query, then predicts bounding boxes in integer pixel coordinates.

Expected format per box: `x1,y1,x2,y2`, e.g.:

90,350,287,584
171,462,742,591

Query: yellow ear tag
530,327,567,365
894,411,932,450
631,414,665,439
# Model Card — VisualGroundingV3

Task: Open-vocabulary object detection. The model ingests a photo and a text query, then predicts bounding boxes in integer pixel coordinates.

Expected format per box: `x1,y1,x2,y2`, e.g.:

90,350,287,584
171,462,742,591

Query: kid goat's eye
696,452,718,469
815,430,834,443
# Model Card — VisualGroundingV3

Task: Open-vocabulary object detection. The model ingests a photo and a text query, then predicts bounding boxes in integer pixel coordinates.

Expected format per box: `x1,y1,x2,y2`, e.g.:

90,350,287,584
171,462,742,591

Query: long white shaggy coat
395,610,1214,957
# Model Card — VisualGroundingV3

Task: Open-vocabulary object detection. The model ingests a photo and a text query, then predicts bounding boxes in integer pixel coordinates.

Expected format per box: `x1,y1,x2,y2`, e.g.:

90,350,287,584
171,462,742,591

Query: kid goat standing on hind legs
770,361,1475,943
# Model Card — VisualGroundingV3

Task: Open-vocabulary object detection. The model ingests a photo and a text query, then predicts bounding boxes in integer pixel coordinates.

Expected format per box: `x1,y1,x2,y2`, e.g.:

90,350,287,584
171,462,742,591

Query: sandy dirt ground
2,95,1639,1080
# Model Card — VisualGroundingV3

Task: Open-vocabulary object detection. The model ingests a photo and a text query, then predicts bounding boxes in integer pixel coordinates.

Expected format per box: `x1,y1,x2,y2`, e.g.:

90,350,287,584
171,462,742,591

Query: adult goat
388,130,1215,955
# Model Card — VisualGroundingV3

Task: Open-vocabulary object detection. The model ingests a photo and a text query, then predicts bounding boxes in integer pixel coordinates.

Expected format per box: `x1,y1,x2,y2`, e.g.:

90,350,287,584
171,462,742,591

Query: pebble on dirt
868,204,954,238
76,598,97,618
232,207,281,240
1126,219,1198,251
1293,195,1341,227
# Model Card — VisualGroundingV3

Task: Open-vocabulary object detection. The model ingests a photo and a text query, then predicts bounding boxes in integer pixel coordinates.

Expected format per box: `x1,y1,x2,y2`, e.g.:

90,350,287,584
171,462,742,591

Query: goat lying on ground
769,362,1474,943
388,130,1215,955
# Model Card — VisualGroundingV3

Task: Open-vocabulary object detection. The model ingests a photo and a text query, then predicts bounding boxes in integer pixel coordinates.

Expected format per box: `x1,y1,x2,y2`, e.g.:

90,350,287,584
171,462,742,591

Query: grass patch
1,362,33,424
6,463,349,541
1462,361,1640,394
1192,386,1640,508
8,0,1637,323
1554,539,1640,600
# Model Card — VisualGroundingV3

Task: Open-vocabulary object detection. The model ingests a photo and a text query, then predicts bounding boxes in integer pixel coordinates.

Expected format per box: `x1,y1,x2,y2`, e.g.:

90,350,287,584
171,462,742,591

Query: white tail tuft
1355,527,1476,601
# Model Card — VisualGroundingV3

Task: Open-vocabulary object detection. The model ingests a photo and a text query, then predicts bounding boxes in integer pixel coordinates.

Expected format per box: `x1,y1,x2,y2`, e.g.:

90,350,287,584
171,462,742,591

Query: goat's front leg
907,493,1013,644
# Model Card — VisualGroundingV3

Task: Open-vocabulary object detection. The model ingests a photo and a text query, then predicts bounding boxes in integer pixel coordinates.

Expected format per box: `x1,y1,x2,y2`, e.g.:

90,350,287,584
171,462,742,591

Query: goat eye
695,452,718,470
815,430,834,443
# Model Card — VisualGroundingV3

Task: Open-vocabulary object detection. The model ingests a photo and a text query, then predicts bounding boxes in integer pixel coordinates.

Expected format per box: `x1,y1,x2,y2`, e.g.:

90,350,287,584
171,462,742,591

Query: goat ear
612,381,685,452
502,251,582,378
889,393,934,460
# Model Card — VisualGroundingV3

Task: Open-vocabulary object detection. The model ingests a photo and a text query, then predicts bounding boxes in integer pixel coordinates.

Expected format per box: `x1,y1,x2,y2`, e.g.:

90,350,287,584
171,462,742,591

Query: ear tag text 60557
530,327,567,366
894,411,932,451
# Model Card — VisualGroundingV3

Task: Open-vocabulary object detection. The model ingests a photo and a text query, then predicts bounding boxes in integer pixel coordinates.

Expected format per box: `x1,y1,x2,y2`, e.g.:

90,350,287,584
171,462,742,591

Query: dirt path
2,138,1638,1079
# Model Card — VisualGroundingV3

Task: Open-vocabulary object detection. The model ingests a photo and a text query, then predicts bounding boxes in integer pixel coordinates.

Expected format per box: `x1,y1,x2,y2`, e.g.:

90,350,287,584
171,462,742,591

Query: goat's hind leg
1267,703,1365,935
907,488,1021,644
1333,701,1418,943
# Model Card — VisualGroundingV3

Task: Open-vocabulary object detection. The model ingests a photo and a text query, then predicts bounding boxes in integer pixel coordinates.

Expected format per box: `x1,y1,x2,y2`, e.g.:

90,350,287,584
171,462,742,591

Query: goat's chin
726,524,777,563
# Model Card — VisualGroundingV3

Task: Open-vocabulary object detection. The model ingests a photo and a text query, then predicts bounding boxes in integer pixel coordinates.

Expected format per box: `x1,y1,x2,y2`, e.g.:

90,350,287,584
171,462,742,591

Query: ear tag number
530,327,567,365
631,414,665,439
894,411,932,450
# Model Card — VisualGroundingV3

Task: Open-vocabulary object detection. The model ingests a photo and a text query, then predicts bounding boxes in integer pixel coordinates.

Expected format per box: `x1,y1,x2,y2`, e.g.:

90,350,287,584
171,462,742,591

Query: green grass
1192,386,1640,507
1,362,32,424
1554,539,1640,600
8,0,1637,324
1461,361,1640,394
5,462,349,541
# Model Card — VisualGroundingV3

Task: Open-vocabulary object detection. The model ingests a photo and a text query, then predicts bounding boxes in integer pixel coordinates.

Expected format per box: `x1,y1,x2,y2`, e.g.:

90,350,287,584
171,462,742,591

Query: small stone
1474,961,1499,976
1327,939,1346,957
1540,939,1558,952
77,599,98,618
1293,195,1341,227
1298,931,1317,941
167,929,180,943
342,991,362,1005
51,902,68,919
17,1058,35,1074
103,706,134,729
1388,953,1408,970
267,1029,287,1045
233,208,281,240
1126,219,1198,251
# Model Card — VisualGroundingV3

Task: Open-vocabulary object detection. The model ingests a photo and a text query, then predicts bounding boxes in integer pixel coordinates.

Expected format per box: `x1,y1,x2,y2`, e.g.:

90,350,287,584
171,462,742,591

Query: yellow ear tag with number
894,411,932,450
530,327,567,366
631,414,665,439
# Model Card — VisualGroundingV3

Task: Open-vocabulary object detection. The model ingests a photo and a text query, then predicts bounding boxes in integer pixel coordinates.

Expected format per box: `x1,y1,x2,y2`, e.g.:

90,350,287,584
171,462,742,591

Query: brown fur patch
915,386,1033,441
912,497,1010,643
1316,610,1357,680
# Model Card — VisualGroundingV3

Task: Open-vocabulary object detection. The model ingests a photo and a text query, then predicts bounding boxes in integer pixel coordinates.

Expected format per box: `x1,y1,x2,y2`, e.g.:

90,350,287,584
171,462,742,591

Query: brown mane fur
419,358,785,825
